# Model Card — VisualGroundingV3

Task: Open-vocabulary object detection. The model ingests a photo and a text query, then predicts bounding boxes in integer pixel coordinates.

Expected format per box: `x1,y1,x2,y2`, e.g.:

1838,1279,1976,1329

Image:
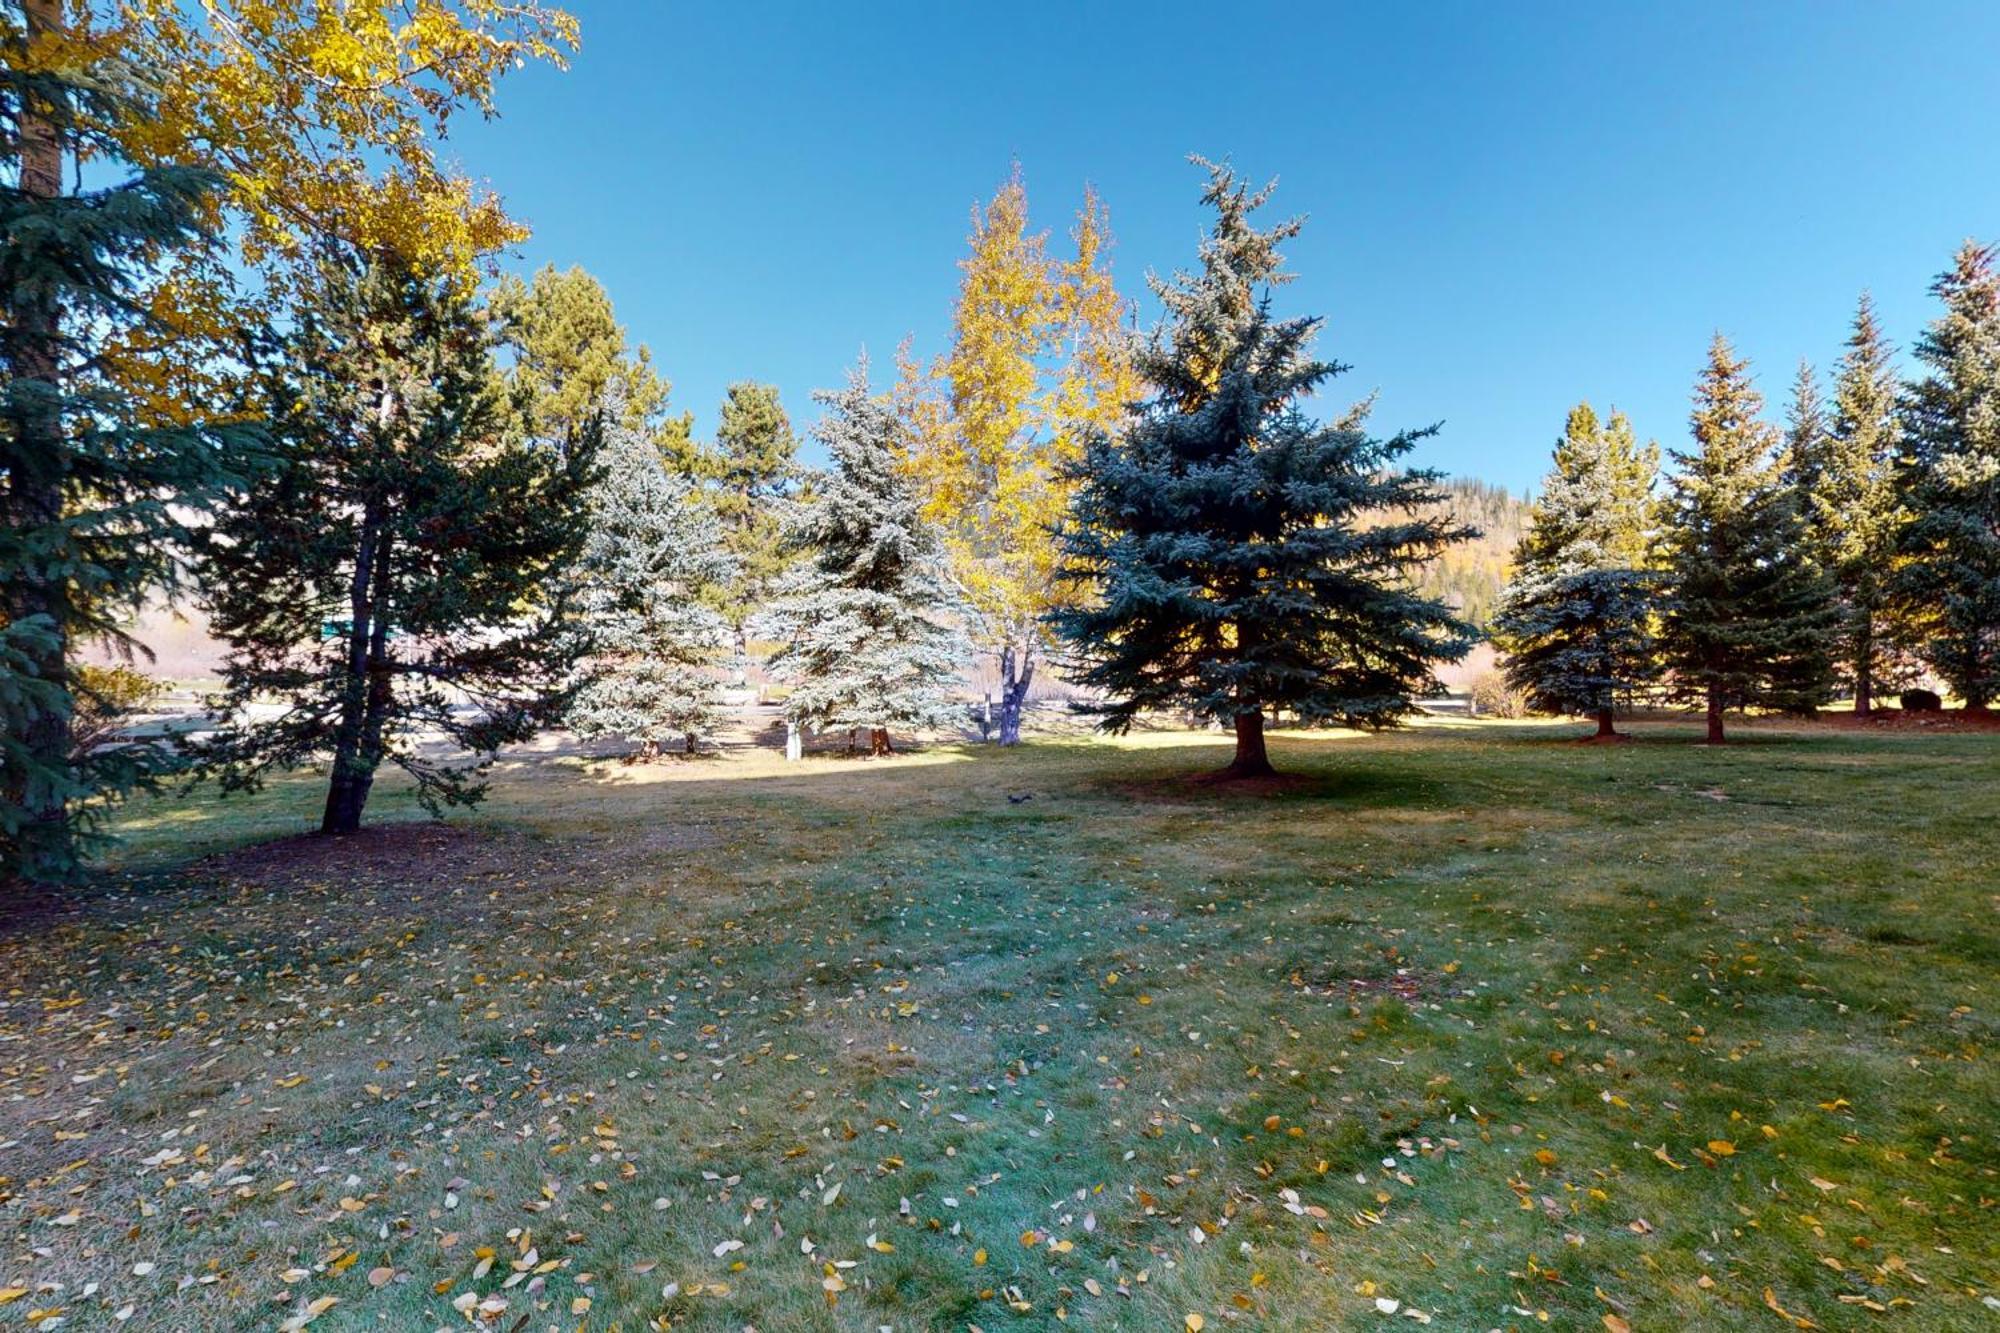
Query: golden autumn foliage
85,0,577,279
898,172,1137,662
13,1,573,429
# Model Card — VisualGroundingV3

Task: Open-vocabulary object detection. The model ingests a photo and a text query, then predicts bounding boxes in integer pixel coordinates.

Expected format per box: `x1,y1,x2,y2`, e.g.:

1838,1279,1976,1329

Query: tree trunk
2,0,74,882
869,727,892,757
320,768,375,835
1219,709,1275,778
322,511,383,835
1705,684,1726,745
1595,706,1618,738
996,640,1034,746
1852,613,1873,718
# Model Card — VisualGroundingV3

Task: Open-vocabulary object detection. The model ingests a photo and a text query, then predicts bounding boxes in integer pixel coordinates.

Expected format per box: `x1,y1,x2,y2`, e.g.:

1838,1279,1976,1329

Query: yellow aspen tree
1050,186,1139,484
100,1,577,282
901,170,1134,744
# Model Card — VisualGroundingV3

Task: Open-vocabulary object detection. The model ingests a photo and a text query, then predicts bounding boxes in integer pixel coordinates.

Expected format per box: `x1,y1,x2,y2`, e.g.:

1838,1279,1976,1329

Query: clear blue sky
452,1,2000,492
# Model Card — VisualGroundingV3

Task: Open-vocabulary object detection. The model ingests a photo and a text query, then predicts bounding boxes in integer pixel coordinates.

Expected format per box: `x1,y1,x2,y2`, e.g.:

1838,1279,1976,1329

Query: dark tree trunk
3,0,74,882
1219,709,1275,778
1595,706,1618,738
320,769,375,835
869,727,892,757
1852,613,1874,718
322,507,390,835
996,640,1034,746
1705,684,1726,745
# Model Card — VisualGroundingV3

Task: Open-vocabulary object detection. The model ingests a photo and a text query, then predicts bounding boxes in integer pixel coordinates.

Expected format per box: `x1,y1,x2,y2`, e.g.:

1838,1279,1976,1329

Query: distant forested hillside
1417,478,1532,629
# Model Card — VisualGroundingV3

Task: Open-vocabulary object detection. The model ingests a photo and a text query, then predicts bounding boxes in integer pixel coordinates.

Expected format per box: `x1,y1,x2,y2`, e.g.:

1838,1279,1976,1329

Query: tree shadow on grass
78,717,1934,917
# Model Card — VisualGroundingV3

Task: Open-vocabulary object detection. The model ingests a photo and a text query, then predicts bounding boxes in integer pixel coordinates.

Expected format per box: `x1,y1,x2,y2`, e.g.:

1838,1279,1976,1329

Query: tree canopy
899,171,1136,743
1051,159,1474,777
192,257,593,832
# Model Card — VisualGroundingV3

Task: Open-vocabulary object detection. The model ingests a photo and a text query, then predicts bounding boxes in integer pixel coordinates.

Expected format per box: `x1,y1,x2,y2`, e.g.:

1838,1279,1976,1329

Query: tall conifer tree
1660,336,1837,742
1895,243,2000,711
763,365,964,756
194,256,593,832
1818,294,1904,715
2,4,255,885
1492,404,1660,738
710,382,801,679
1051,159,1474,778
565,399,733,758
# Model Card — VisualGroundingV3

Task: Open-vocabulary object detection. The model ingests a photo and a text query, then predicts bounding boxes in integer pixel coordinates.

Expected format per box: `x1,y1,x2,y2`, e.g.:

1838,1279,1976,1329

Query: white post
785,720,802,763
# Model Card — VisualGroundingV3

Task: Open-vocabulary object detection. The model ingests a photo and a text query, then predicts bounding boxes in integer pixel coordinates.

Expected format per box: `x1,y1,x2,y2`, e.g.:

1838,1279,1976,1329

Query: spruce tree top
1902,242,2000,478
1052,159,1475,737
1516,403,1657,574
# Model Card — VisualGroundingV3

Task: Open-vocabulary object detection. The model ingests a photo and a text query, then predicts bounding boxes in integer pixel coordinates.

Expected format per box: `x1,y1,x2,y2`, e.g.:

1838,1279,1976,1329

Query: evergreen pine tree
709,382,801,680
1819,294,1904,715
193,255,594,832
1050,159,1475,778
491,263,698,467
1782,360,1830,538
1492,404,1661,738
763,364,964,756
565,399,734,758
1660,336,1838,742
2,4,256,885
1895,242,2000,711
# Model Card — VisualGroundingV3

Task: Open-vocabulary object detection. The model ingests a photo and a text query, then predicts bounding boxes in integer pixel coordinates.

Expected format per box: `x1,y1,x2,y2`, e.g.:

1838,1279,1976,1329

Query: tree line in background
4,2,1997,889
1493,256,2000,743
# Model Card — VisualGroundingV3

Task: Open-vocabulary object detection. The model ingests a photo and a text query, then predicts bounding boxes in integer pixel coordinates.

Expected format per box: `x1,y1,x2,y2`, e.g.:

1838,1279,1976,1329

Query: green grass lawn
2,720,1995,1331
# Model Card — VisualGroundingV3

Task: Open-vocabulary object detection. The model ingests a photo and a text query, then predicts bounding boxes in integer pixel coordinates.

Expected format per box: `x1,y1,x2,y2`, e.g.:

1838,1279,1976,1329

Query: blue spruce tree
1492,404,1661,738
1050,158,1475,778
565,397,735,758
763,363,964,756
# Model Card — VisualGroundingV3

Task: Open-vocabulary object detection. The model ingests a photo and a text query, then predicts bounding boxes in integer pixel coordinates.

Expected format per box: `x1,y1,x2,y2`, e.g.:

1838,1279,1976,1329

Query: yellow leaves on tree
110,1,579,279
897,169,1136,732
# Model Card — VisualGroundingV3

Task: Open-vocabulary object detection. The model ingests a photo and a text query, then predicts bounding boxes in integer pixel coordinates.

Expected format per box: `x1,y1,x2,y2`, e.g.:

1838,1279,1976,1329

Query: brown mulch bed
1816,707,2000,733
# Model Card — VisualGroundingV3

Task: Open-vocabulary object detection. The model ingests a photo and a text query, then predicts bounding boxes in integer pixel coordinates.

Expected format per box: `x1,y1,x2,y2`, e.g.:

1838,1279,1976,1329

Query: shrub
71,665,165,758
1899,687,1943,713
1470,670,1529,719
